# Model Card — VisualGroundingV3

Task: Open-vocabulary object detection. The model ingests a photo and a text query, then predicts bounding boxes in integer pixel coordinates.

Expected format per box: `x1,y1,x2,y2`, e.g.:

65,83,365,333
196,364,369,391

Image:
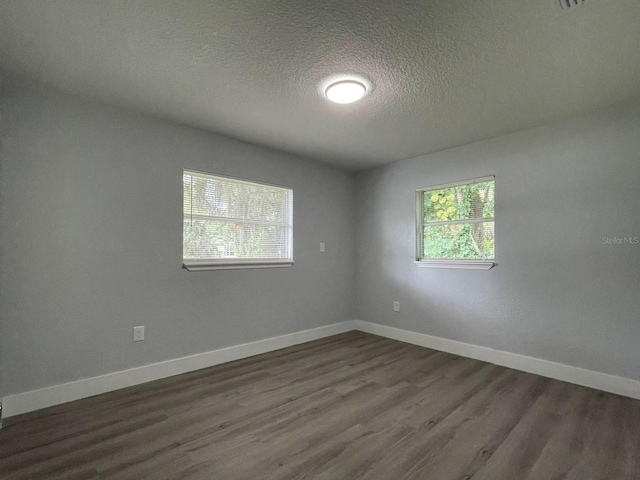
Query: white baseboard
2,321,356,418
352,320,640,400
5,319,639,419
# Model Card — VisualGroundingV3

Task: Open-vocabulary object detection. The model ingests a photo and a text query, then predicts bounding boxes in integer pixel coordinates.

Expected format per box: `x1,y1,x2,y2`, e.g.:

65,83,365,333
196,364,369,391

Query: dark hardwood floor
2,331,640,479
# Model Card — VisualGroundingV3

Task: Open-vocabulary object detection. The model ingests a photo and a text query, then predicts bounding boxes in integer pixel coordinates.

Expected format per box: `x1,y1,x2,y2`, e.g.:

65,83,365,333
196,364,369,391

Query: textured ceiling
1,0,640,170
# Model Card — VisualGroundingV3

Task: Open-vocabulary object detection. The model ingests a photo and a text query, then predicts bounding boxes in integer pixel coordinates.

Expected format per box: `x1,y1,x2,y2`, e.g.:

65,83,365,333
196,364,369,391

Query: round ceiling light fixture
324,79,367,104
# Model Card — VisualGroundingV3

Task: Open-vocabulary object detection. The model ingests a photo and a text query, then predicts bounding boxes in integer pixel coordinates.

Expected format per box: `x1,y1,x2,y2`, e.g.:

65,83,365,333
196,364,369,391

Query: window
183,170,293,270
416,176,495,270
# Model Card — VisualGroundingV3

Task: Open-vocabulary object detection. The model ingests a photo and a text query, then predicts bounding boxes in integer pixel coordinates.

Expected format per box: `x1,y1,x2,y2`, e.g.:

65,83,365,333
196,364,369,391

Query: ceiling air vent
557,0,585,9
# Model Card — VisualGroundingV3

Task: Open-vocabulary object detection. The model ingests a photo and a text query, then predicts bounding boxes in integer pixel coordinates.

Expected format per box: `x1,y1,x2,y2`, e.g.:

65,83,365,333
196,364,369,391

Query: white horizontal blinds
420,177,495,260
183,170,293,262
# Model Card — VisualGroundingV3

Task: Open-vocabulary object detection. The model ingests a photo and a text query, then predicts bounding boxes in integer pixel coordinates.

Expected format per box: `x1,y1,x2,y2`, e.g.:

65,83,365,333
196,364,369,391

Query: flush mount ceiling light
324,80,367,104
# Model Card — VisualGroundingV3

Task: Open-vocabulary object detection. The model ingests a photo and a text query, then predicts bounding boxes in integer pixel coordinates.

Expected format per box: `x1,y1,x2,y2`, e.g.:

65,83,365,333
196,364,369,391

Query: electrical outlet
320,242,326,253
393,301,400,312
133,326,145,342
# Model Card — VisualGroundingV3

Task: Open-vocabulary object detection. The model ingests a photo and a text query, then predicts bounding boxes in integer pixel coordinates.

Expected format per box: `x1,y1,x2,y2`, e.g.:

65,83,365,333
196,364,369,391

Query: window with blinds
183,170,293,270
416,176,495,269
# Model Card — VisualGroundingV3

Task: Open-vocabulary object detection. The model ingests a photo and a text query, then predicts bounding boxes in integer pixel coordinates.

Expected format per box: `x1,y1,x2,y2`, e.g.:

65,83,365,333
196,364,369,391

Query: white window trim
183,259,294,271
415,175,495,270
414,259,495,270
183,169,293,271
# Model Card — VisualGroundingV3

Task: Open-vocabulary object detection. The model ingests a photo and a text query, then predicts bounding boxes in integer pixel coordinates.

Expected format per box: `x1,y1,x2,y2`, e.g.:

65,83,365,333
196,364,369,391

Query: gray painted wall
355,103,640,380
0,78,355,397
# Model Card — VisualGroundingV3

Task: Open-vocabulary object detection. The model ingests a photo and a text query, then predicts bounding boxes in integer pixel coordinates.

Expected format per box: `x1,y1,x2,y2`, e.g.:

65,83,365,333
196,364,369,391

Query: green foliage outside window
421,179,495,260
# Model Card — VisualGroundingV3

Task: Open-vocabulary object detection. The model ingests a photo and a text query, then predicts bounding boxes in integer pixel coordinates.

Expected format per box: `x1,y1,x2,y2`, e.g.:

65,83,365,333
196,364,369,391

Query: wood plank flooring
2,331,640,479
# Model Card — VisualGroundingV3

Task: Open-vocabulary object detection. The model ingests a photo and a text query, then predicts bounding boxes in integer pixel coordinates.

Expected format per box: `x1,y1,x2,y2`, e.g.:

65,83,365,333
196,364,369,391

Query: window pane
183,170,293,265
423,180,494,223
184,219,290,260
423,221,495,260
185,175,288,223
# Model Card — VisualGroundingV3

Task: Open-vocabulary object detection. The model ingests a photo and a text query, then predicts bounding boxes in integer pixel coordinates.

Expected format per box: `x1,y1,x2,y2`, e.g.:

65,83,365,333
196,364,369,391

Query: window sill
183,260,294,271
414,260,495,270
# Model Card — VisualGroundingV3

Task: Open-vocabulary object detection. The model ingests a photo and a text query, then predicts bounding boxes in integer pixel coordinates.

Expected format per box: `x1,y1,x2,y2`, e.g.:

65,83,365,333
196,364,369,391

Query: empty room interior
1,1,640,479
